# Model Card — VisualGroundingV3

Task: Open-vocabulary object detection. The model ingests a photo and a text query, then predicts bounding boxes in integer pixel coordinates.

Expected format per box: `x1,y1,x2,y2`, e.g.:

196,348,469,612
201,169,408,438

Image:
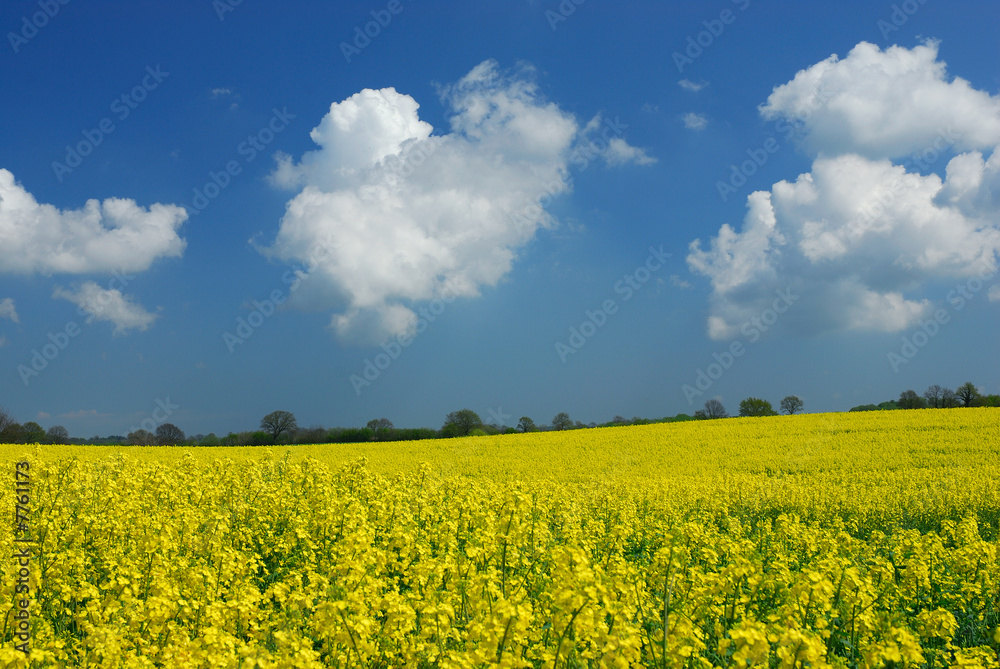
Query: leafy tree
442,409,483,437
897,390,926,410
126,429,156,446
46,425,69,444
468,428,487,437
982,394,1000,407
199,433,221,447
704,399,729,419
249,431,272,446
955,382,982,407
923,384,945,408
551,412,573,431
849,404,879,412
693,410,708,419
517,416,537,433
738,397,778,417
366,418,394,441
20,421,46,443
156,423,186,445
260,410,298,443
779,396,804,415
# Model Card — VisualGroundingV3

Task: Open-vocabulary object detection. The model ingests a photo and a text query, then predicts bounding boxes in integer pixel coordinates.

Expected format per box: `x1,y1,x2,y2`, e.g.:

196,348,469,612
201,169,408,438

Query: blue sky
1,0,998,437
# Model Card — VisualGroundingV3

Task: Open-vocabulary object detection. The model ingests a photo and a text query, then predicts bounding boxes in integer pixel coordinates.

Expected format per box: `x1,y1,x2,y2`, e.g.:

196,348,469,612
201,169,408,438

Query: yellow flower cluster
1,408,999,667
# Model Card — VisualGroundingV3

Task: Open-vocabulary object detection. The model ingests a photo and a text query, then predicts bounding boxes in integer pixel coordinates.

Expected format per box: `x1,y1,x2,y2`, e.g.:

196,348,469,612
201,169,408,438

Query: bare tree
923,385,944,408
779,396,804,415
260,411,298,443
0,406,18,442
941,388,960,408
704,399,729,419
46,425,69,444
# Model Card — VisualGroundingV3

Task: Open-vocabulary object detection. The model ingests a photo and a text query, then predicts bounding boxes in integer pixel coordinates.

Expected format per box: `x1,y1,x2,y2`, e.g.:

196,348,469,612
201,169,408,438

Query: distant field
2,409,999,667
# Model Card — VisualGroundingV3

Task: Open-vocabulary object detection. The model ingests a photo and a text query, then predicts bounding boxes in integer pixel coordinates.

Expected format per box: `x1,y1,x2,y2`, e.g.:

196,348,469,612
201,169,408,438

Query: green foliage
20,421,46,443
442,409,483,437
551,412,572,431
898,390,927,410
331,427,374,443
249,431,271,446
199,433,221,447
956,381,982,407
738,397,779,417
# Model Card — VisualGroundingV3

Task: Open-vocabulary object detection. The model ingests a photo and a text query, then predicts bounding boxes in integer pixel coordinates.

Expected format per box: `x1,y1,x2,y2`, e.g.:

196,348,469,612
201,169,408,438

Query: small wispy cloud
678,79,708,92
58,409,110,419
683,112,708,131
0,297,18,323
53,282,159,334
603,137,658,166
670,275,692,289
210,87,233,98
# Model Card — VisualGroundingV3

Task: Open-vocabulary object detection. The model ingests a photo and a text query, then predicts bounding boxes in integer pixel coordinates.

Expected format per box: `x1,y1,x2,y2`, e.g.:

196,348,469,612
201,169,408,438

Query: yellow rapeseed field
2,408,999,668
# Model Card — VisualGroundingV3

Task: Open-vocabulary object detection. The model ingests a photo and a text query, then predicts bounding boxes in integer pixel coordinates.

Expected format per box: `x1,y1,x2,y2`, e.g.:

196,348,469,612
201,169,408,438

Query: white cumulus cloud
689,41,1000,340
759,40,1000,160
263,60,656,344
53,282,159,334
0,169,187,275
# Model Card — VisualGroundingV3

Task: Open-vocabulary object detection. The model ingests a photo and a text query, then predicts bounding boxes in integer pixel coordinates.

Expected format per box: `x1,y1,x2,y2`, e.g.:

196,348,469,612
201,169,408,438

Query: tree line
848,382,999,412
1,380,995,446
688,382,998,420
